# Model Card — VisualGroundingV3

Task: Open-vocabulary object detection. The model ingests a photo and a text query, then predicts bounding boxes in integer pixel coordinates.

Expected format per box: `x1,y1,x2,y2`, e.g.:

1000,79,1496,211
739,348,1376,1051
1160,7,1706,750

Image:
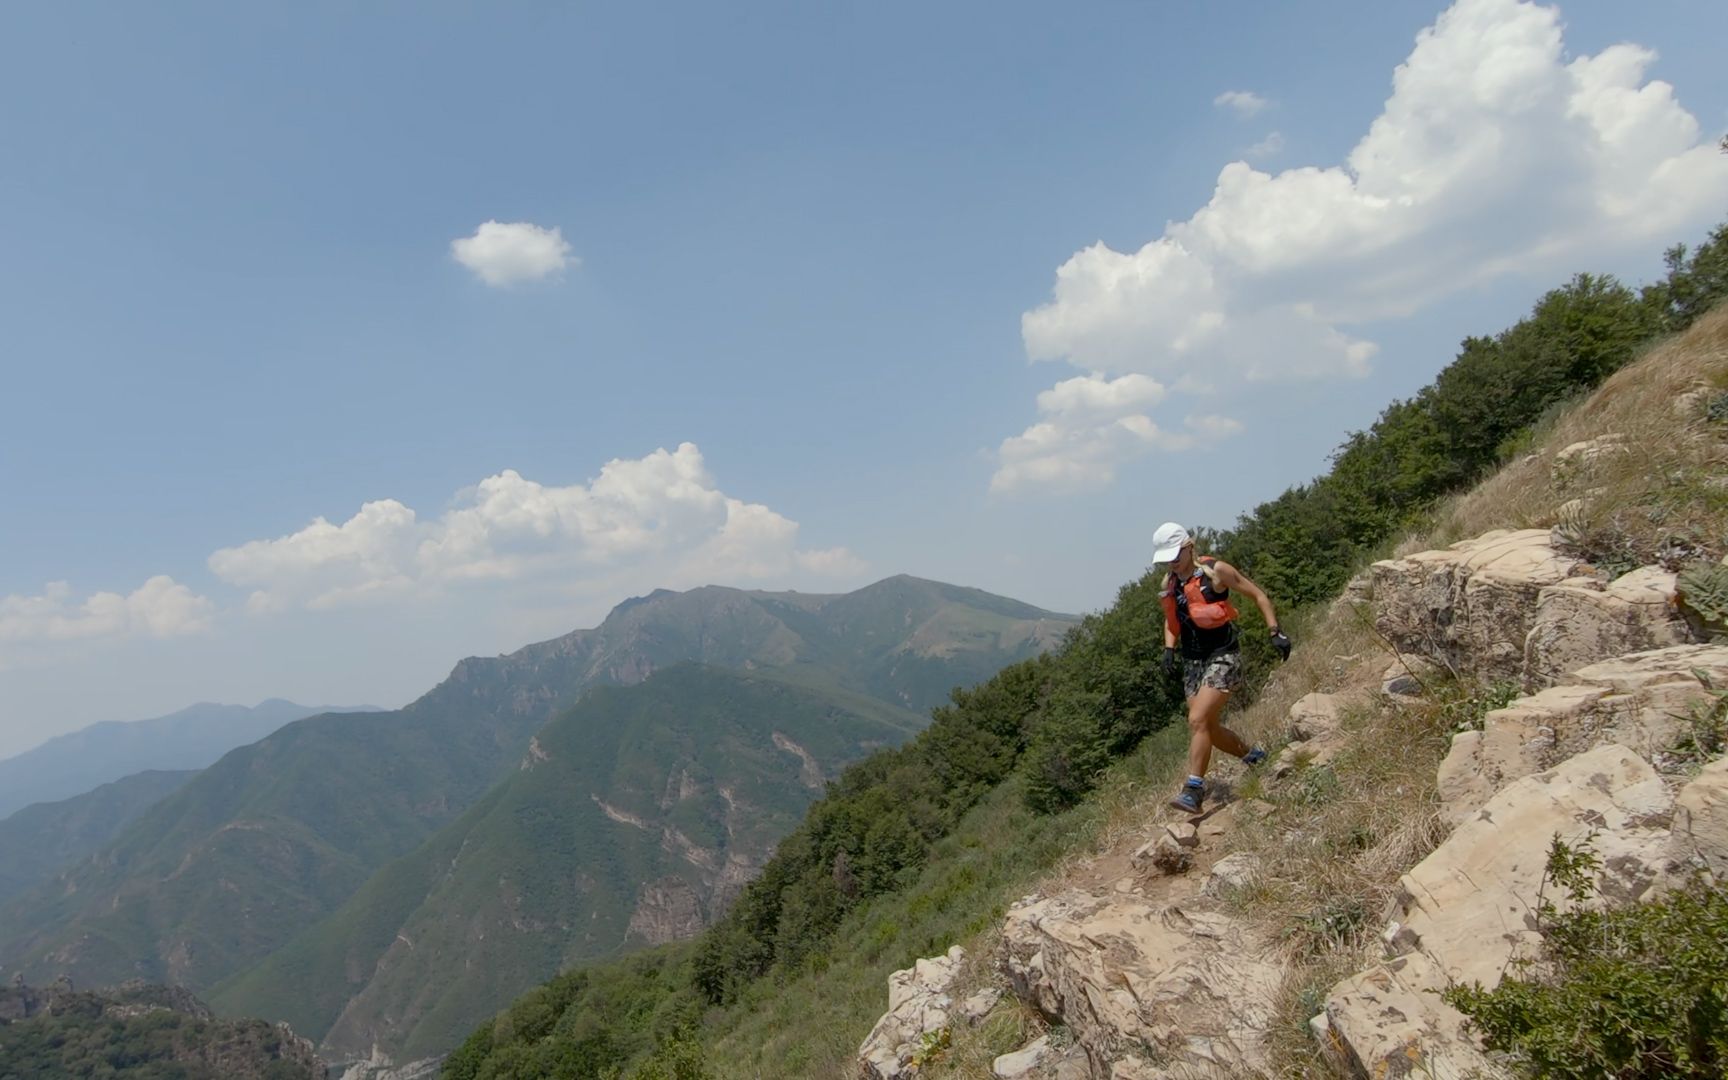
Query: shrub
1677,562,1728,642
1444,835,1728,1078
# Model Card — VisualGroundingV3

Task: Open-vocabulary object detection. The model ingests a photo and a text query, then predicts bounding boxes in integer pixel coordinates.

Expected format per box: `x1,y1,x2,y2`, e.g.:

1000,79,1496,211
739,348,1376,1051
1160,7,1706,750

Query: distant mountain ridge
0,699,380,821
0,576,1073,1010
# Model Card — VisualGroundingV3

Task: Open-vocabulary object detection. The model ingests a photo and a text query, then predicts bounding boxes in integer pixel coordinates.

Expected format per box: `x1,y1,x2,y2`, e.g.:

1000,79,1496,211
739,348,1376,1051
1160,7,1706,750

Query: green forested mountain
212,666,925,1063
0,769,197,907
0,576,1070,1009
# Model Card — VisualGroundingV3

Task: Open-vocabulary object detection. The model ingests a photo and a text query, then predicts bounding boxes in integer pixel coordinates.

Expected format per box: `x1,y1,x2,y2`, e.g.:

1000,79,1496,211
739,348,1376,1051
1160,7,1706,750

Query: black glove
1270,627,1292,661
1161,646,1178,677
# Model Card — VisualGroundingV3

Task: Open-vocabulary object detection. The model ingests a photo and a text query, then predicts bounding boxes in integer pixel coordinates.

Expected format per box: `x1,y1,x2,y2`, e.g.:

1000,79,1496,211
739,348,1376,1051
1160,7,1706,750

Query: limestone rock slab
956,987,1002,1025
1372,530,1583,682
1381,655,1444,703
1325,745,1678,1080
1672,756,1728,879
1524,567,1689,689
1001,890,1279,1077
1201,853,1262,898
1436,644,1728,823
858,945,966,1080
1286,692,1349,741
992,1035,1050,1078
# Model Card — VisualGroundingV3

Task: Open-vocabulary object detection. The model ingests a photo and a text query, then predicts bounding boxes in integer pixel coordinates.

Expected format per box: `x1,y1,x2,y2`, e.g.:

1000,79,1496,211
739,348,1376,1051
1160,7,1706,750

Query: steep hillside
443,226,1727,1079
0,769,196,906
214,666,923,1063
880,304,1728,1078
0,699,370,821
0,577,1071,1001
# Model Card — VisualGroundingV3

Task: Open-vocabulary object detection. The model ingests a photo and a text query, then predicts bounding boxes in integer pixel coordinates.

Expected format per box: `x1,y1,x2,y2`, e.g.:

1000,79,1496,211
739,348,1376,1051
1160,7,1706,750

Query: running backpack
1162,556,1239,632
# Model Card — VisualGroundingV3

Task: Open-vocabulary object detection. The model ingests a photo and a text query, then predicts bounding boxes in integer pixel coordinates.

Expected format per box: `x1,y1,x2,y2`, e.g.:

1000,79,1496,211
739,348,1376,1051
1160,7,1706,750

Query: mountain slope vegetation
0,576,1070,1005
214,666,925,1062
444,221,1728,1079
0,769,196,907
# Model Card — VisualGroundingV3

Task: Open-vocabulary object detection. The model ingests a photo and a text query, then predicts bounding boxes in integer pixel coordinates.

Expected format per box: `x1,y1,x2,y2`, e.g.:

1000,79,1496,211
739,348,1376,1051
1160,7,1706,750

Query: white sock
1187,775,1204,787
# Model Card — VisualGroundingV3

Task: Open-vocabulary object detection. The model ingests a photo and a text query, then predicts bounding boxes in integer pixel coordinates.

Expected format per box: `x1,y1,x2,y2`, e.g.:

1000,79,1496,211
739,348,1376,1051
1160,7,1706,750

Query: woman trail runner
1153,522,1292,814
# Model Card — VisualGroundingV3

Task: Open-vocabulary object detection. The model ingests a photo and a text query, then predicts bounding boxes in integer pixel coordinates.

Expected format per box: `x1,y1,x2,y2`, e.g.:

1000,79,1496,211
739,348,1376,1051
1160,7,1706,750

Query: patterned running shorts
1183,649,1244,698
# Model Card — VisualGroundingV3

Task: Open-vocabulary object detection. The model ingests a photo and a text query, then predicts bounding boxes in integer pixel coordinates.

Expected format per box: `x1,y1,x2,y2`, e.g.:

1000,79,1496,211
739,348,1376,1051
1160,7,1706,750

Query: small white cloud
209,444,864,613
1214,90,1271,117
451,221,576,286
1246,131,1285,159
0,576,214,644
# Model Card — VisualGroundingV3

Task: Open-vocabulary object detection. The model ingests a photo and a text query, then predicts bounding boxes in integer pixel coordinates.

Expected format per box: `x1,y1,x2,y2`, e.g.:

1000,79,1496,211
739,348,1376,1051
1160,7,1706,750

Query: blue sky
3,0,1725,758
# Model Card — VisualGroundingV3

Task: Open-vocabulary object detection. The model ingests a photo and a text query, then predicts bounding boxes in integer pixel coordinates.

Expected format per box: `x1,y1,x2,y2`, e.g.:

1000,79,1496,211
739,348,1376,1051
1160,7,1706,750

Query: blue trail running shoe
1241,746,1268,767
1170,779,1204,814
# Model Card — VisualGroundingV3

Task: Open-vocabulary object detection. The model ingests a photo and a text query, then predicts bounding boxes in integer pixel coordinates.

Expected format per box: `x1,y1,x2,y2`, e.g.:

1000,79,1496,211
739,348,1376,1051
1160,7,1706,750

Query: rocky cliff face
626,876,708,946
0,978,326,1079
858,527,1728,1079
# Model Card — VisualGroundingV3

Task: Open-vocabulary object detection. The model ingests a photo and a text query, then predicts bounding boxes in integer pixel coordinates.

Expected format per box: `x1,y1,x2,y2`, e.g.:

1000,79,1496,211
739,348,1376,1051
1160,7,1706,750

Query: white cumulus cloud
1003,0,1728,493
1036,372,1168,419
0,577,214,644
451,220,576,286
1214,90,1271,117
991,374,1242,495
209,443,866,613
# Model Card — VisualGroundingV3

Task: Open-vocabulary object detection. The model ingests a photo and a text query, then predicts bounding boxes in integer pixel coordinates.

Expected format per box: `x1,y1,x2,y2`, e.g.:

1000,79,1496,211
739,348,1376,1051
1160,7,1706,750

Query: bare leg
1185,687,1248,780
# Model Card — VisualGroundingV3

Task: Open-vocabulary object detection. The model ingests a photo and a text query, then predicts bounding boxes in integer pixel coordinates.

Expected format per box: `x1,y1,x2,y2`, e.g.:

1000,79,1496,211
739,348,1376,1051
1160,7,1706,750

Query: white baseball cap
1151,522,1191,564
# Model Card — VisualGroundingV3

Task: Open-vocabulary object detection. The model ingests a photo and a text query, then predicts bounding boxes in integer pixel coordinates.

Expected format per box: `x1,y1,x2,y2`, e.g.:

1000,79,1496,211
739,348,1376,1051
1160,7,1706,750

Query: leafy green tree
1647,223,1728,331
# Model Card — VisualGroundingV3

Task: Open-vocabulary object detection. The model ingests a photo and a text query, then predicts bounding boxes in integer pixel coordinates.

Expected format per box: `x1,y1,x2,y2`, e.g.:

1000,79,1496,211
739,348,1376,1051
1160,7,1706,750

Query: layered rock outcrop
858,946,967,1080
1523,568,1690,686
1372,529,1585,683
1371,530,1691,691
1672,757,1728,879
1437,644,1728,824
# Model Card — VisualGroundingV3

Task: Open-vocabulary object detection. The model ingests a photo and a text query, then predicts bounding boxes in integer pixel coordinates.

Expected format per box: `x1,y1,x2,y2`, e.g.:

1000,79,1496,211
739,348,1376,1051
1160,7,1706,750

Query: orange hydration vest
1162,556,1240,642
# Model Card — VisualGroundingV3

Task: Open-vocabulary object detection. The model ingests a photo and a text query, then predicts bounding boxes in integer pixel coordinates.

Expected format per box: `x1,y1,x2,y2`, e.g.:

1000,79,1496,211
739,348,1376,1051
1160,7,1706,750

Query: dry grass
1434,305,1728,564
1235,680,1518,1078
920,995,1052,1079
